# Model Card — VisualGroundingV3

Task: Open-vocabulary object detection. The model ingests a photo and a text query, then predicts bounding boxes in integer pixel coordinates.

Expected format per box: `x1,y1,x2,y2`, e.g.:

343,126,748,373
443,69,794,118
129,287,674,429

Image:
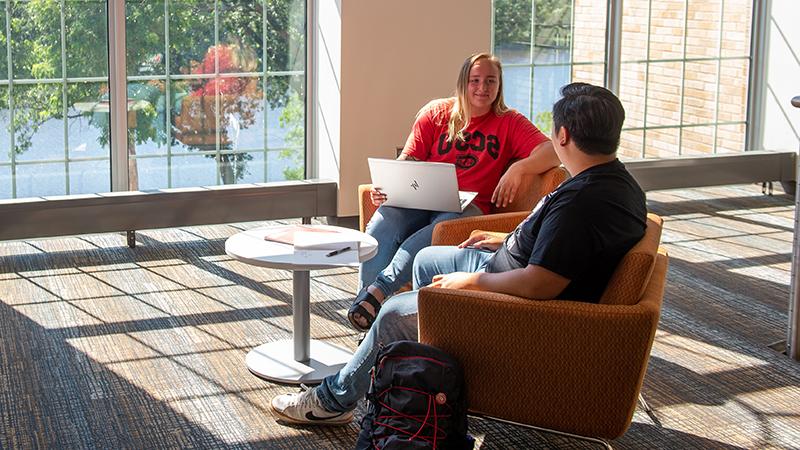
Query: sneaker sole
271,404,353,426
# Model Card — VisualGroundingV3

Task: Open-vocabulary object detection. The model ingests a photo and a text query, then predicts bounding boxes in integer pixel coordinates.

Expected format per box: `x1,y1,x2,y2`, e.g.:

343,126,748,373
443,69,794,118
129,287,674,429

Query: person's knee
413,246,438,287
367,207,410,240
370,206,403,227
372,305,402,338
372,298,417,343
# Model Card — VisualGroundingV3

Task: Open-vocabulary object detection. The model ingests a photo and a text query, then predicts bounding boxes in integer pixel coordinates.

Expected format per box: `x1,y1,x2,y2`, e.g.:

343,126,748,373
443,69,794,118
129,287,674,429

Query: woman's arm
510,140,560,175
491,140,560,207
397,135,420,161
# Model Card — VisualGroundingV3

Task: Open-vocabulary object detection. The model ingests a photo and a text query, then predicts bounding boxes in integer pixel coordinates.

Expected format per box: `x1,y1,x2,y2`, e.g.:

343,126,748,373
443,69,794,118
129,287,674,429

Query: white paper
292,248,359,265
293,231,359,251
292,231,360,264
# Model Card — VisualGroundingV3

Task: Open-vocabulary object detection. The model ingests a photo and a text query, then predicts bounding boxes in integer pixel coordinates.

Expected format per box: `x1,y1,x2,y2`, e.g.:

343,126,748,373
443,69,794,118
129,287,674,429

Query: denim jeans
317,290,420,412
317,245,493,413
412,245,494,289
360,204,482,297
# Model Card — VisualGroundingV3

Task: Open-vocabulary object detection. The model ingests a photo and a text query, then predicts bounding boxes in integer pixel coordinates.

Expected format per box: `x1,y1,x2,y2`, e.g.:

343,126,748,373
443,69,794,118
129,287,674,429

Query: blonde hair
446,53,509,142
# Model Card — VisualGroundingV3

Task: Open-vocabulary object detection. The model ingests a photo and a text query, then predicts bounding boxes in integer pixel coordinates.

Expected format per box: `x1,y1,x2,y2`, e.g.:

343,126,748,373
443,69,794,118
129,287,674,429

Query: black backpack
355,340,474,450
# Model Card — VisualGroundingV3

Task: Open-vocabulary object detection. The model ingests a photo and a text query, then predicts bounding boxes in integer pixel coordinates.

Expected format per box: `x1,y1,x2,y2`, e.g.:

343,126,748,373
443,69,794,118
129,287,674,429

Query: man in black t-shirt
414,82,647,303
270,83,647,426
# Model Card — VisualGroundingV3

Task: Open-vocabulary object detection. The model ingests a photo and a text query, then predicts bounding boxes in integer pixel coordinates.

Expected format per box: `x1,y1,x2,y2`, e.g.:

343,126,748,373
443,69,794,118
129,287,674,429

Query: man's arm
428,264,570,300
492,140,560,207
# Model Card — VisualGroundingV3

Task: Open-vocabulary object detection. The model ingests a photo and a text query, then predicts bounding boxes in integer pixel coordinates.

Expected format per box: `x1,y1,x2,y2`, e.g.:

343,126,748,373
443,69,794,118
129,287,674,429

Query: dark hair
552,82,625,155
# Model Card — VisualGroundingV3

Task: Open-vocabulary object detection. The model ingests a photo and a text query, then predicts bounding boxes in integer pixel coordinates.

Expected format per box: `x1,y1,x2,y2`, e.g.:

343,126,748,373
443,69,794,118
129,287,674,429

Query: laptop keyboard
459,198,467,206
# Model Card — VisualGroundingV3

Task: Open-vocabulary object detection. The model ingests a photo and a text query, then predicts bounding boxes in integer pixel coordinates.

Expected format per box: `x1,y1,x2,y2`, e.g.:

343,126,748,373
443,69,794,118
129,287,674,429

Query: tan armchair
417,214,668,443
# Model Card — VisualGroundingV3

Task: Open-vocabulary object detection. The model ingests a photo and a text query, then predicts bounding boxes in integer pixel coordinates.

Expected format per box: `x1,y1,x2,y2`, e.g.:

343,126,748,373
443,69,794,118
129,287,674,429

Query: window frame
492,0,767,159
0,0,310,199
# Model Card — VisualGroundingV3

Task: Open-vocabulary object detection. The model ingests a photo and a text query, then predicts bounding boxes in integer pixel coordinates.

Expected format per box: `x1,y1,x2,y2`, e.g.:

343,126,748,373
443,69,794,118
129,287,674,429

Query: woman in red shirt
349,53,560,331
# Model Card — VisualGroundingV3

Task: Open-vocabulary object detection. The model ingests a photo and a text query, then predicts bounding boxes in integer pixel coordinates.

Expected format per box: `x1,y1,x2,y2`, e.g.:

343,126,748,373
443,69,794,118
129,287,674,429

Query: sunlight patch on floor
653,331,769,375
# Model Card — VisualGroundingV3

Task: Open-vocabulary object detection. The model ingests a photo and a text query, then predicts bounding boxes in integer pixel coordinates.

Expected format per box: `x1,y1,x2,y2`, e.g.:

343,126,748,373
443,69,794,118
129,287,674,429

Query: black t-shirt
486,159,647,302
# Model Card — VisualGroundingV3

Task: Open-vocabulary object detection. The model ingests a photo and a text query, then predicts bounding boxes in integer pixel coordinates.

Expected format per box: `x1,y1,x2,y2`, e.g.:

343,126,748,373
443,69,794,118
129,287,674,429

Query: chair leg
474,414,613,450
638,393,661,426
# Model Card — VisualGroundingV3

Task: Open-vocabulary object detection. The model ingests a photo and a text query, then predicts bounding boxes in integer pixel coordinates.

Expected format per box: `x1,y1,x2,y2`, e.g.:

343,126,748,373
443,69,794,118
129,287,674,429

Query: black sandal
347,287,382,332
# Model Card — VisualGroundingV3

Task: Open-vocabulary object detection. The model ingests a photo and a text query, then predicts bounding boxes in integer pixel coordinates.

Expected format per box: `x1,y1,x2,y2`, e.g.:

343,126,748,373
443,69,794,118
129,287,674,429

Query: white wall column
315,0,342,183
313,0,492,217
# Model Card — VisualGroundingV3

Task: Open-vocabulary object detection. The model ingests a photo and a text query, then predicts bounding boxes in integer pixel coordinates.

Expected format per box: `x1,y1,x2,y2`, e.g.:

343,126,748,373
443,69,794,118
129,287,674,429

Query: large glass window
493,0,606,134
0,0,306,200
617,0,751,158
493,0,752,159
0,0,110,198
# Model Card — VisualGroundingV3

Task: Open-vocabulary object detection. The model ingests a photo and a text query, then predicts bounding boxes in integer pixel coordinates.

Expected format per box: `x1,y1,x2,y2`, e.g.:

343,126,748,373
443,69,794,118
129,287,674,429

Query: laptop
368,158,478,213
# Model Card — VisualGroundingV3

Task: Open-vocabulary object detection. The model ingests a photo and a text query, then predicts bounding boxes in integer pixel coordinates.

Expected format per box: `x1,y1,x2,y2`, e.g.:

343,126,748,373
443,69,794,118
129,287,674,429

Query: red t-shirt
403,98,549,214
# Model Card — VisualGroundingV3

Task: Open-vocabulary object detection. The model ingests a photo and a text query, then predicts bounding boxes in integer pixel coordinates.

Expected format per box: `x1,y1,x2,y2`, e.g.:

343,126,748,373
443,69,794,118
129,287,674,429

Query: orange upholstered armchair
417,213,668,445
358,165,569,235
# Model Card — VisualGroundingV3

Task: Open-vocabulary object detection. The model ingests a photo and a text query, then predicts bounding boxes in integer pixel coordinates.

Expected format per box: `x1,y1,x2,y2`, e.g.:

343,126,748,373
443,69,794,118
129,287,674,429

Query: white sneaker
271,387,353,425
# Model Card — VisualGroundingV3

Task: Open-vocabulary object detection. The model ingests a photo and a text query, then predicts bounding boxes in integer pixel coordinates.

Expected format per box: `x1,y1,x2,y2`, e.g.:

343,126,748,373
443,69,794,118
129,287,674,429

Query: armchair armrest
492,165,568,215
358,184,378,232
431,211,529,246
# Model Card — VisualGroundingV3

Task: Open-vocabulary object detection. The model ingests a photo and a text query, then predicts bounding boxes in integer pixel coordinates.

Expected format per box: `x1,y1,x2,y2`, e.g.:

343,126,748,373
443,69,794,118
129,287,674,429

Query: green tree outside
0,0,305,187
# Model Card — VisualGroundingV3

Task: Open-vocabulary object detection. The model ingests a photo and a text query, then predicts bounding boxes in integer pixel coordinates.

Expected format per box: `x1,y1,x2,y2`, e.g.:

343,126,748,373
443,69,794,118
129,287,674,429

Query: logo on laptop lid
411,180,419,190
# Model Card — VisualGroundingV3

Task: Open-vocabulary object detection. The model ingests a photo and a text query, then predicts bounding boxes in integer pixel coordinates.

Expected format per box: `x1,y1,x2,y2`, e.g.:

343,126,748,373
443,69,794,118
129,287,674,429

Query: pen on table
326,246,352,257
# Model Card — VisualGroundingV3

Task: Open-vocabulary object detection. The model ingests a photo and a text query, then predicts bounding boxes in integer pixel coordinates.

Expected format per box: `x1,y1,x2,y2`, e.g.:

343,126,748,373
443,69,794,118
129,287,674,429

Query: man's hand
458,230,506,252
428,272,483,290
370,187,387,206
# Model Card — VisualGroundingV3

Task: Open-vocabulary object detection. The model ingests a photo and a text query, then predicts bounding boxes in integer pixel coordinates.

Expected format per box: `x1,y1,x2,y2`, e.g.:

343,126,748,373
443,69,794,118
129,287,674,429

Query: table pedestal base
246,339,353,384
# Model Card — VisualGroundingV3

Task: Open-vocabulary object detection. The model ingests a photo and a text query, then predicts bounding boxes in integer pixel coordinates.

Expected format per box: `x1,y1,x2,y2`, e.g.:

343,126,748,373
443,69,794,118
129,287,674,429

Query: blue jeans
360,205,481,297
317,246,493,412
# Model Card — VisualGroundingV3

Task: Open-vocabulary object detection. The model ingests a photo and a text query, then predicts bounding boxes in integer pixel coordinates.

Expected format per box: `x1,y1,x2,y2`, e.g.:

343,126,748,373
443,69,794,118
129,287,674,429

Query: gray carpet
1,184,799,449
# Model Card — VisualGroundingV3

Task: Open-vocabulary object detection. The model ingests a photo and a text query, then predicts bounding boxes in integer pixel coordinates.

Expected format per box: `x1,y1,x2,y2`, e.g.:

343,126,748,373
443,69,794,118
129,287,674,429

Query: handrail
790,96,800,360
0,179,338,247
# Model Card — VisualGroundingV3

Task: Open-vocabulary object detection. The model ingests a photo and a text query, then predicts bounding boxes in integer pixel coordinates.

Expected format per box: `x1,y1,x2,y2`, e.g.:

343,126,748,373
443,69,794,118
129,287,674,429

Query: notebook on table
367,158,477,213
262,225,339,246
263,225,359,264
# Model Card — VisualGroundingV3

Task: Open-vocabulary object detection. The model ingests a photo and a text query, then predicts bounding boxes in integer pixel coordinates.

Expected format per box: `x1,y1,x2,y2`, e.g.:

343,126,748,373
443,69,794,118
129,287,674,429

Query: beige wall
333,0,491,216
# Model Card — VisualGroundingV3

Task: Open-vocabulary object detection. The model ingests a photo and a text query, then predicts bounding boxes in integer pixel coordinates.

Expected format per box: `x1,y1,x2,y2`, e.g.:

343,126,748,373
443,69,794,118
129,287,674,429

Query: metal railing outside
789,94,800,360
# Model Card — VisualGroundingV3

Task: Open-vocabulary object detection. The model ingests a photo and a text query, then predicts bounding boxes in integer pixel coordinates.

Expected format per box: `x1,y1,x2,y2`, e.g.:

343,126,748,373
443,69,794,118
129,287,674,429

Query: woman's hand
492,141,561,208
428,272,483,290
491,161,526,208
458,230,506,252
370,187,388,206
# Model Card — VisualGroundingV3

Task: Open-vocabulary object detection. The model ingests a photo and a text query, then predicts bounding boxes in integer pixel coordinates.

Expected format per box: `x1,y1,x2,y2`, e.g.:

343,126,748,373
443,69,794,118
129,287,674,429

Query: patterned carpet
0,184,799,449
